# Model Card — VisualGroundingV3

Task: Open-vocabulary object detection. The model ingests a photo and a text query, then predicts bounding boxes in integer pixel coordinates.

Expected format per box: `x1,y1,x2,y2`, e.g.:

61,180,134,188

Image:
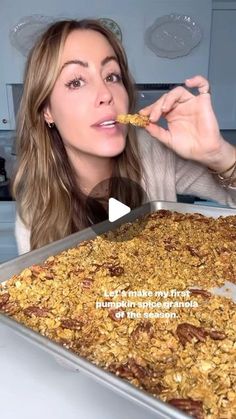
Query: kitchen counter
0,323,163,419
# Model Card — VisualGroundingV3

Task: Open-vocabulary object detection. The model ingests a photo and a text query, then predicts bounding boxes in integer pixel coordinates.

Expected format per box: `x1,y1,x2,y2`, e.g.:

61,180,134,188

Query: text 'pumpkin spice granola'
0,210,236,419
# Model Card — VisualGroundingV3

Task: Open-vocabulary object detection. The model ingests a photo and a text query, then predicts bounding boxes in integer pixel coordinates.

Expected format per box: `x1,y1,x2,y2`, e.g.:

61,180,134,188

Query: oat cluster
116,113,149,127
0,210,236,419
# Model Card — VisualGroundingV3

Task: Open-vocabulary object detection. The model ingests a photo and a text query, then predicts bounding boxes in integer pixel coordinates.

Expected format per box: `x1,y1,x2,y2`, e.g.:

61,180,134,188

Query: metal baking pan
1,201,236,418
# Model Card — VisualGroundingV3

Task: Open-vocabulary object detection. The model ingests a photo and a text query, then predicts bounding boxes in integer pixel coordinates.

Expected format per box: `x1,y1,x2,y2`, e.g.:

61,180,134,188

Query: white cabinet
209,3,236,128
0,0,212,130
0,202,18,263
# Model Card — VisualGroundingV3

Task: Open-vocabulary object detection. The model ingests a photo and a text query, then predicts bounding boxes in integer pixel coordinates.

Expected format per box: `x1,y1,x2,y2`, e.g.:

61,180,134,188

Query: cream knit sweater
15,130,236,255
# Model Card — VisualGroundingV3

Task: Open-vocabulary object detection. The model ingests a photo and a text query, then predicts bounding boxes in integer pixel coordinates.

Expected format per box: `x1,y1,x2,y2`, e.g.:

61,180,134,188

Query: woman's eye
106,73,122,83
65,77,85,89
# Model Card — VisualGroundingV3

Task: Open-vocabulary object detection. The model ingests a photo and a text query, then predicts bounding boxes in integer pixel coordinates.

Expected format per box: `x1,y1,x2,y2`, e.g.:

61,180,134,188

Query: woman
13,19,236,255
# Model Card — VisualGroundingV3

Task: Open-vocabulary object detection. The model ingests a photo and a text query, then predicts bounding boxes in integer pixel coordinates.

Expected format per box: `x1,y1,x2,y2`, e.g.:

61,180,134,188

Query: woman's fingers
139,86,193,123
157,86,192,114
139,76,210,123
185,75,210,94
139,94,167,122
144,122,171,147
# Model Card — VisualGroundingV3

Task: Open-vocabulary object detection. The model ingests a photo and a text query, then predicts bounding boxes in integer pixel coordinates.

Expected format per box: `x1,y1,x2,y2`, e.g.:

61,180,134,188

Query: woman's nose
95,81,113,107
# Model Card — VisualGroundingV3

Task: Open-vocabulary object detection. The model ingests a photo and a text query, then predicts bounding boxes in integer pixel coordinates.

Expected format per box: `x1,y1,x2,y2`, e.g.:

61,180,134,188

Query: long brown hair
12,19,144,250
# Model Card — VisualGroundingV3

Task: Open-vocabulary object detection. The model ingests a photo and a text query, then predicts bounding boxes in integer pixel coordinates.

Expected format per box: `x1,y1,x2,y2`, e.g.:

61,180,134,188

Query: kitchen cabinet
0,0,212,130
0,202,18,263
209,2,236,129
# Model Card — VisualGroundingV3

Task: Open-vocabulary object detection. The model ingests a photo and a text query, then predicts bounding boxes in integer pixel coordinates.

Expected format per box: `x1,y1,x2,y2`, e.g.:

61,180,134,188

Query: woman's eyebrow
60,55,118,73
101,55,118,66
60,59,88,74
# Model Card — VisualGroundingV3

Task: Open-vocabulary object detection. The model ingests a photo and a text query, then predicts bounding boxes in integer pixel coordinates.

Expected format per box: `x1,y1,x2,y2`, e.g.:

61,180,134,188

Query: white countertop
0,323,162,419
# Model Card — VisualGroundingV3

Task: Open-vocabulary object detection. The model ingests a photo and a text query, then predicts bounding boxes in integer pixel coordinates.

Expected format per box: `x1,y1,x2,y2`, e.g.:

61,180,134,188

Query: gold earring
47,122,55,128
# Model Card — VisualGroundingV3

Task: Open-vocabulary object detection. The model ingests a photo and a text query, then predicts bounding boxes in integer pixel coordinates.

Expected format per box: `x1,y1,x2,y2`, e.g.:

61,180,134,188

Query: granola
116,113,149,127
0,210,236,418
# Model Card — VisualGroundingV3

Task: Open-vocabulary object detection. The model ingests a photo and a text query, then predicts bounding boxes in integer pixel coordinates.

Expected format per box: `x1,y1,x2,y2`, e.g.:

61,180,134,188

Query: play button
108,198,131,222
85,177,151,242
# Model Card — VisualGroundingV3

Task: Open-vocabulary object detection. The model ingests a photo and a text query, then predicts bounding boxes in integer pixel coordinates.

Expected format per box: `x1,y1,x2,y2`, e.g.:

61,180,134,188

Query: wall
209,4,236,129
1,0,211,83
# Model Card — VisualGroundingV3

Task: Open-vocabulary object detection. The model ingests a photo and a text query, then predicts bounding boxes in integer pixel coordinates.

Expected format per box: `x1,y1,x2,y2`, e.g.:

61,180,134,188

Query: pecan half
128,358,149,379
24,306,50,317
168,398,204,419
109,359,164,394
137,235,148,241
176,323,226,346
163,238,179,251
164,244,176,251
109,359,149,380
207,330,226,340
29,265,55,280
131,321,154,341
43,259,55,268
108,266,124,277
78,240,92,247
0,293,10,308
176,323,207,346
187,214,210,223
186,245,201,257
150,210,172,219
108,308,126,322
142,382,163,395
81,278,94,288
44,272,54,279
91,263,103,272
30,265,43,275
74,333,96,351
60,319,83,330
109,362,133,379
0,301,20,315
189,288,212,298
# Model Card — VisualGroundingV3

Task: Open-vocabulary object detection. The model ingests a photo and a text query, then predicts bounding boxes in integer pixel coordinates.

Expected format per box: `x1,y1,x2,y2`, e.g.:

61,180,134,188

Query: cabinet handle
2,119,8,124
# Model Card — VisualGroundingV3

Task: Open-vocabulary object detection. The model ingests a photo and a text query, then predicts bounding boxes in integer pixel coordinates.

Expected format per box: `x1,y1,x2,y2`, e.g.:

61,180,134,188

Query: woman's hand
139,75,235,171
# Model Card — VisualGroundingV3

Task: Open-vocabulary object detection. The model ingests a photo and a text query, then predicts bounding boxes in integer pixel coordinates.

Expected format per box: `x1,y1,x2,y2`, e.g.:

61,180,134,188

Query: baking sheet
1,201,236,418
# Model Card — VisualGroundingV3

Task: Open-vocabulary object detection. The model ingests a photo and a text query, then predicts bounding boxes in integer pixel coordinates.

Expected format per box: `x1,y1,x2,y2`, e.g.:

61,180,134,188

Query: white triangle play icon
108,198,131,222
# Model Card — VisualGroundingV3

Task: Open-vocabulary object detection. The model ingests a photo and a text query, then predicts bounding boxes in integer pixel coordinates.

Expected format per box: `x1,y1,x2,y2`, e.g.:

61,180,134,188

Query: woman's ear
43,105,54,125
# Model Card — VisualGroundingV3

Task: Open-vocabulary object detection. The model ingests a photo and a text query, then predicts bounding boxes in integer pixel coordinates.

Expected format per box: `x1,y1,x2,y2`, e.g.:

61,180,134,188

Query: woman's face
44,29,129,158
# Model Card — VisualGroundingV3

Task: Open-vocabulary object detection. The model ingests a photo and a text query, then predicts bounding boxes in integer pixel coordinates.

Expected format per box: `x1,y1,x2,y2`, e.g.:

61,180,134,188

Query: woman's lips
92,121,122,135
91,115,127,136
98,119,116,127
92,116,115,125
97,120,116,128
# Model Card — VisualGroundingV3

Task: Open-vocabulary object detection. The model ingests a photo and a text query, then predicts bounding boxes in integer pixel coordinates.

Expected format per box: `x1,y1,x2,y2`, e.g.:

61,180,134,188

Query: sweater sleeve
175,154,236,208
15,212,31,255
